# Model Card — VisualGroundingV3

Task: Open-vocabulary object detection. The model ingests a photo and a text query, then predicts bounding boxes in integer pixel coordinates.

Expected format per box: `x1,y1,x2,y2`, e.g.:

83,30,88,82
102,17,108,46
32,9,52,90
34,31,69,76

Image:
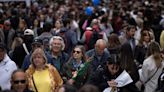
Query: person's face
32,53,45,68
73,48,83,60
143,31,150,43
34,19,39,27
19,22,25,29
95,44,106,55
127,28,136,38
107,64,119,75
0,49,5,61
11,72,27,92
40,14,45,21
51,39,62,53
55,21,61,29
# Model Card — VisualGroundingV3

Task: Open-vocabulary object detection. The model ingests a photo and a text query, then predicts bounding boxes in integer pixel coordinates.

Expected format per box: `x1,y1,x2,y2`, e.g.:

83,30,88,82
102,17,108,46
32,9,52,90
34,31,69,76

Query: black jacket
87,65,140,92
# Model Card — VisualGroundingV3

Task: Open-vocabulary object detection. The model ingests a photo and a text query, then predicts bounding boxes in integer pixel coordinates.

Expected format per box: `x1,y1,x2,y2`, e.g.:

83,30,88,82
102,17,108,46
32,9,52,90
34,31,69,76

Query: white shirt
140,55,164,92
0,54,17,90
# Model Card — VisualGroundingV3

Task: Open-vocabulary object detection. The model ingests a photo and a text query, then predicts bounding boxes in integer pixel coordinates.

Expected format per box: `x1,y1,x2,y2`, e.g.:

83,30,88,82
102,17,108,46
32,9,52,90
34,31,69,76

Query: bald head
95,39,107,55
95,39,107,47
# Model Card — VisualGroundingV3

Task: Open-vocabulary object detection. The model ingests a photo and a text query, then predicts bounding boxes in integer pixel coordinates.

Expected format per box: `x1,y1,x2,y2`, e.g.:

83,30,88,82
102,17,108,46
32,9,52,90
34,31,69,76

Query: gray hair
95,39,107,47
49,36,65,50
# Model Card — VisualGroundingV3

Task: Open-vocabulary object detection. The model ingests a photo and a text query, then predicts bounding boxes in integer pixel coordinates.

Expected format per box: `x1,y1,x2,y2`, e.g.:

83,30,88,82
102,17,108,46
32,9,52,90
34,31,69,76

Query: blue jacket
50,52,69,76
86,48,110,73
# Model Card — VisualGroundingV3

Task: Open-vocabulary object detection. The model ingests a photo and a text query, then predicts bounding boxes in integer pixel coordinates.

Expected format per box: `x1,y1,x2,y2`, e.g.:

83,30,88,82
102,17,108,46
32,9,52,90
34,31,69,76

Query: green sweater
72,61,91,87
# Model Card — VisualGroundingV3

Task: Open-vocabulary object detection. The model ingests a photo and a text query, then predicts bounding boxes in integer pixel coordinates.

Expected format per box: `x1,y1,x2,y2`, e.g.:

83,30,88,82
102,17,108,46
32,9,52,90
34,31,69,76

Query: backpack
87,31,102,50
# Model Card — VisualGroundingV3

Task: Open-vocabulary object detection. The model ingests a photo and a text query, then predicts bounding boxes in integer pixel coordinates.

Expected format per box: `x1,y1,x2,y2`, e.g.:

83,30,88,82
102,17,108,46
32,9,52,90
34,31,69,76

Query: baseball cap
32,38,43,45
24,29,34,36
86,27,92,31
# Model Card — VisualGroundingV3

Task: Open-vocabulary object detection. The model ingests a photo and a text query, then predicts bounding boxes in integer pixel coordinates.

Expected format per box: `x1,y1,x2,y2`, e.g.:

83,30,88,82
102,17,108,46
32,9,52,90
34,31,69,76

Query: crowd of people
0,0,164,92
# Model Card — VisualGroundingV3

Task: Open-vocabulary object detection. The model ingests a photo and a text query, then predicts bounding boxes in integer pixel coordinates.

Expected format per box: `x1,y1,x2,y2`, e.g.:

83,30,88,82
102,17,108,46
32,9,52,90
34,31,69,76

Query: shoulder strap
23,43,30,55
32,75,38,92
145,66,160,84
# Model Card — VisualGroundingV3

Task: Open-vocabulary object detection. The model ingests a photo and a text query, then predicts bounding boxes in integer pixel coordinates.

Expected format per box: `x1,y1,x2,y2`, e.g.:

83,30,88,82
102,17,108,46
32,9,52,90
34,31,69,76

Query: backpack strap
23,43,30,55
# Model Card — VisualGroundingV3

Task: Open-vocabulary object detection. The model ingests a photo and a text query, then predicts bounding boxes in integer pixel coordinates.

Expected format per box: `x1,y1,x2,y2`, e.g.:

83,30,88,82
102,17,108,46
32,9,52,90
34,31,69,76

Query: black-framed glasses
73,50,81,54
13,80,26,84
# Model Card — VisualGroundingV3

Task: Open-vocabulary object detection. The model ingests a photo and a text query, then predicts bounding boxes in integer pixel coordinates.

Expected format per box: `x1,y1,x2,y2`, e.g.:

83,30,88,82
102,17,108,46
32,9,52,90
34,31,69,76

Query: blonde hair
11,37,23,50
30,48,47,68
146,41,162,68
160,30,164,49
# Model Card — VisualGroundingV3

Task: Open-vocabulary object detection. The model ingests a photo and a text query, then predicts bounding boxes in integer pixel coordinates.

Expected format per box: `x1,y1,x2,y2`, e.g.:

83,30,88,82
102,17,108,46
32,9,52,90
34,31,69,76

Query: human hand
86,55,94,62
72,71,77,78
107,80,117,87
67,79,75,85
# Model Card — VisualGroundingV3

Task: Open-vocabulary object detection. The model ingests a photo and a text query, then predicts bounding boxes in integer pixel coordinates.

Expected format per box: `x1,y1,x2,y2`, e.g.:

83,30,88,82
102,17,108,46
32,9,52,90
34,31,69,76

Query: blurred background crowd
0,0,164,92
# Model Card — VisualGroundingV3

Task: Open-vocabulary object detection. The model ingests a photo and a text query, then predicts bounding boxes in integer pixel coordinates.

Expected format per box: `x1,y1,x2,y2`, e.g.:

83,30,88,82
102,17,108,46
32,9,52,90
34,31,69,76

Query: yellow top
26,64,63,92
32,69,51,92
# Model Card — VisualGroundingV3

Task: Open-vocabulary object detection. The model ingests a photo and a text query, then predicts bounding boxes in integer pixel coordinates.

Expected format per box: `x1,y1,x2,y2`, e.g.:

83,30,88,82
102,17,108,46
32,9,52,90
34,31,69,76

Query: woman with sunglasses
11,69,33,92
25,48,63,92
63,45,86,83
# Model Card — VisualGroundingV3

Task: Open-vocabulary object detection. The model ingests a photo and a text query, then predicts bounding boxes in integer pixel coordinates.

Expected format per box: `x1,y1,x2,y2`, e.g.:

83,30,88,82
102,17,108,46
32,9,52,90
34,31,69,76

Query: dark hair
78,84,100,92
43,23,52,32
107,56,120,66
0,43,6,51
126,25,137,32
10,69,28,91
120,43,135,71
108,33,121,48
11,69,25,80
60,84,77,92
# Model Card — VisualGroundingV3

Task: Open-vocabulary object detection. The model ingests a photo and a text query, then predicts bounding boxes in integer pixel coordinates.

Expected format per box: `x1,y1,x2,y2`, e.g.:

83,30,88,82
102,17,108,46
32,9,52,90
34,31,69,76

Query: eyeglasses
73,50,81,54
13,80,26,84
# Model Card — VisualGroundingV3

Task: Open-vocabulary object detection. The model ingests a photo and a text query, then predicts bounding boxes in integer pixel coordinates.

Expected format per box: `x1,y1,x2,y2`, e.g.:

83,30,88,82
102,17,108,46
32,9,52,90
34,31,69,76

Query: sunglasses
13,80,26,84
73,50,81,54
